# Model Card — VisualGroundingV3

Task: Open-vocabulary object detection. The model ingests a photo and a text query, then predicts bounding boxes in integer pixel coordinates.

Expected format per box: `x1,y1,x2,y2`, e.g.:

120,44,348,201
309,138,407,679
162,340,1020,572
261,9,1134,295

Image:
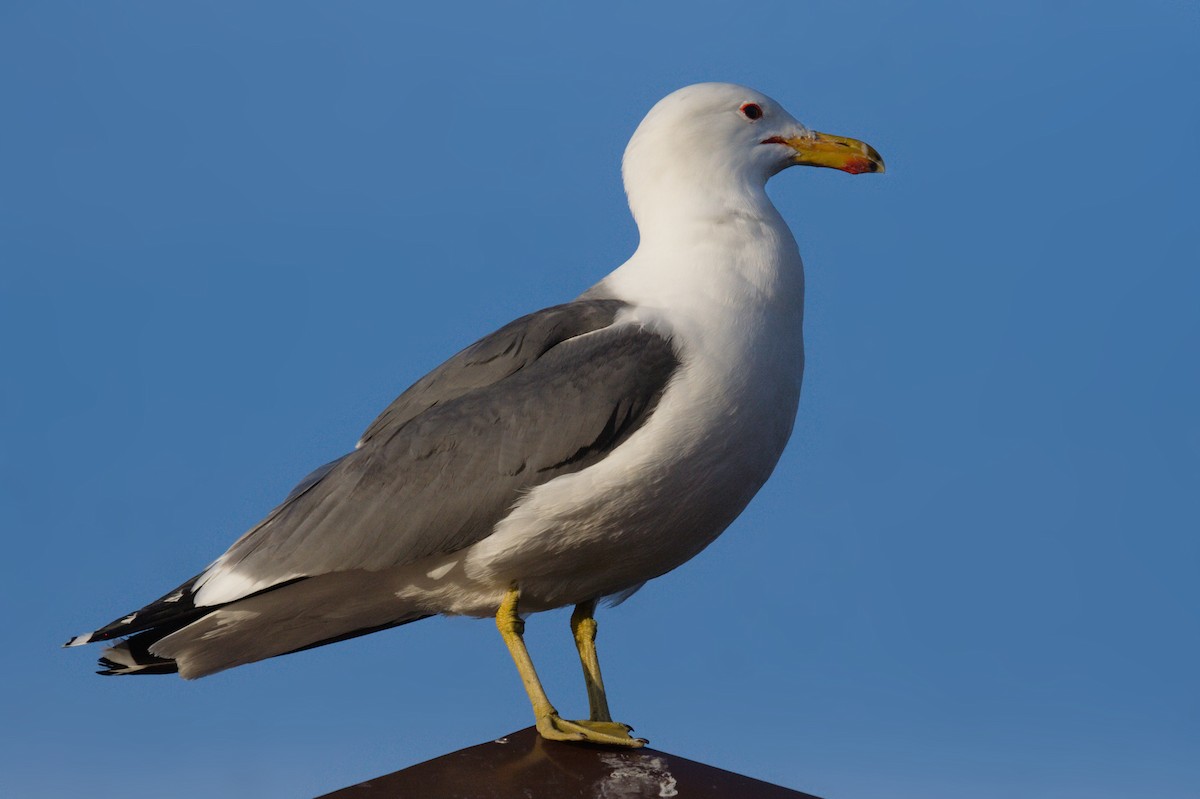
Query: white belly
441,301,804,614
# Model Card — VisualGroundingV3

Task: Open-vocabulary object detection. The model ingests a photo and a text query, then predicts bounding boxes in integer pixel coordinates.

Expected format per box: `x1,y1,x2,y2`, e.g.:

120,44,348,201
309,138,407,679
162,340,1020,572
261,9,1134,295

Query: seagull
66,82,883,747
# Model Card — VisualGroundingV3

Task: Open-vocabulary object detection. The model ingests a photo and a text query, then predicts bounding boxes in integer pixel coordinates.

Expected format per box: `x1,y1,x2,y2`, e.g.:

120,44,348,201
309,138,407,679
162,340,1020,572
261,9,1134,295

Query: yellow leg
568,600,646,744
496,586,646,747
496,586,558,723
571,599,613,722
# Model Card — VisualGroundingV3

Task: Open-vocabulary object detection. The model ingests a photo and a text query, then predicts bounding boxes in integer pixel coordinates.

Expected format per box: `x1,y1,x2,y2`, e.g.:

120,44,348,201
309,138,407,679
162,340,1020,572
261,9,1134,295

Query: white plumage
67,84,883,733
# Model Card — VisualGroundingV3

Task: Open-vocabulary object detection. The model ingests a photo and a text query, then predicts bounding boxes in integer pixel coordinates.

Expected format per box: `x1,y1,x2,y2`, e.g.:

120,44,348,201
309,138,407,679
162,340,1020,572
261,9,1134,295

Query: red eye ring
740,102,763,121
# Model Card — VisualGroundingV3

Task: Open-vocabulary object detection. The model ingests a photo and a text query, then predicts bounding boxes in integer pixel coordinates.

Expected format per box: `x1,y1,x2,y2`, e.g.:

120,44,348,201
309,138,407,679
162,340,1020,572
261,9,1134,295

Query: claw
535,714,647,747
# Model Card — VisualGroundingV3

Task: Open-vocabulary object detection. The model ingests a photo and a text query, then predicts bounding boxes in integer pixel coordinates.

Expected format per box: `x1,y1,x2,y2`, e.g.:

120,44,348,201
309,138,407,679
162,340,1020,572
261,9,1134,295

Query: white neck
597,180,805,323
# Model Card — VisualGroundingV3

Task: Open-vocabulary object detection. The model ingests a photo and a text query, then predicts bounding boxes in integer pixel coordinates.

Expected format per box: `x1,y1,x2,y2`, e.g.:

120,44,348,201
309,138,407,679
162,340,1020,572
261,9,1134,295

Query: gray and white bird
66,82,883,747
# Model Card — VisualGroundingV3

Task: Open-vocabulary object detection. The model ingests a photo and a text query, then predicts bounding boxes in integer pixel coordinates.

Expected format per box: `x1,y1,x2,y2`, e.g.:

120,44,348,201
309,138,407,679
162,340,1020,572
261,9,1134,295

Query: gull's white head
622,83,883,226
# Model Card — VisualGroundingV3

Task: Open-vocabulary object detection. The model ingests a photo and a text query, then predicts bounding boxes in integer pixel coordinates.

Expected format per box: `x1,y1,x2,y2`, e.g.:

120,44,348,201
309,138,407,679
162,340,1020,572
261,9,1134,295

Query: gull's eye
740,102,763,121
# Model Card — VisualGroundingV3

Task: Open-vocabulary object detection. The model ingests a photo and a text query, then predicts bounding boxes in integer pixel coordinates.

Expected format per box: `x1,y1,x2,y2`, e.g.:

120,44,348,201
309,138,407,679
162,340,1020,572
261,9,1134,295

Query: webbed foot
535,714,647,747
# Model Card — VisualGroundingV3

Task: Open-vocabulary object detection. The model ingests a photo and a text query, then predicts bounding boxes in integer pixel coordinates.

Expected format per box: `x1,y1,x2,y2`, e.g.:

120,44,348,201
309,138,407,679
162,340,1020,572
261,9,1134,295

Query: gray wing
358,299,633,445
201,299,679,593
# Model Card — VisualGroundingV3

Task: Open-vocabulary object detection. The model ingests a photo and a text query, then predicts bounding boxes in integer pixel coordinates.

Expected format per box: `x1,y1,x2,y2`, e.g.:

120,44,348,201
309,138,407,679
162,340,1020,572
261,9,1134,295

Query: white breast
458,209,806,611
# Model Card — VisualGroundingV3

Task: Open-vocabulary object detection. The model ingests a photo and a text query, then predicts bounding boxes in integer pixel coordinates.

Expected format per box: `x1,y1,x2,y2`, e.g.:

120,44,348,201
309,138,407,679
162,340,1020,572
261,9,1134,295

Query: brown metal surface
318,726,823,799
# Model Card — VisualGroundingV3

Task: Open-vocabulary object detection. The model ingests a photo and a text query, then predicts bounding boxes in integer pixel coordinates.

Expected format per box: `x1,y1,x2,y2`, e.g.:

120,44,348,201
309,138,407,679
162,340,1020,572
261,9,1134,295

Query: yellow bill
768,131,885,175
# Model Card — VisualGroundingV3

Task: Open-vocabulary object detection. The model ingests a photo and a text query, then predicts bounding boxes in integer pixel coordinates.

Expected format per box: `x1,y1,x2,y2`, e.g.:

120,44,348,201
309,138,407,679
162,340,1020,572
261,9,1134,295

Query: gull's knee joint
572,616,598,645
496,586,525,636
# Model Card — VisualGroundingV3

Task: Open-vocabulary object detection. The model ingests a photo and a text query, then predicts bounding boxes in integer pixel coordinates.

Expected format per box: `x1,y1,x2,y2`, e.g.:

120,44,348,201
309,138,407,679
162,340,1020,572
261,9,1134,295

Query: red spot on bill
840,156,876,175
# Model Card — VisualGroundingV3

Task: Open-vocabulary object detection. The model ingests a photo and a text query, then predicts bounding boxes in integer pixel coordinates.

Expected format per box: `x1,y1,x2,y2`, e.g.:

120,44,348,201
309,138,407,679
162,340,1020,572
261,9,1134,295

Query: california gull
66,82,884,747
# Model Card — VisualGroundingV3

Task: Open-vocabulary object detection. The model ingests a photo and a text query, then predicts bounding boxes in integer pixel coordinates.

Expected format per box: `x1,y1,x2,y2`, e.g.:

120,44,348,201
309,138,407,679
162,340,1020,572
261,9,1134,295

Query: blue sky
2,2,1196,797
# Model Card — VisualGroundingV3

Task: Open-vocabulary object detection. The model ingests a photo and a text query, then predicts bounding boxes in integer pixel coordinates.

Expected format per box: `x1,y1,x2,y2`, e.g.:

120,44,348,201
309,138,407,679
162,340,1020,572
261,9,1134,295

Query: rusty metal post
318,726,823,798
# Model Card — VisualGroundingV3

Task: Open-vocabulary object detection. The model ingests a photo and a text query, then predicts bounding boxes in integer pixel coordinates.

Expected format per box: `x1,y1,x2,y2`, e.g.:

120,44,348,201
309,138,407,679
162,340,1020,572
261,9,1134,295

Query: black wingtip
96,655,179,676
